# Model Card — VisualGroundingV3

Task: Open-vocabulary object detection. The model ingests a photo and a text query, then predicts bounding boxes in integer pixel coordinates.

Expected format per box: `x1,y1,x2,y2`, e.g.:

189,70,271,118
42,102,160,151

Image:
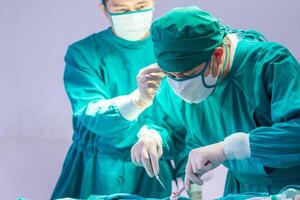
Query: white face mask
167,67,218,104
109,9,153,41
167,45,229,104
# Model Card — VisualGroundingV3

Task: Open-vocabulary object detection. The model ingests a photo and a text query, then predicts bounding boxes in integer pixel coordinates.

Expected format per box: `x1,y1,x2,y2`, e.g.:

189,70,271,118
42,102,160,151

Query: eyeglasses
163,61,209,80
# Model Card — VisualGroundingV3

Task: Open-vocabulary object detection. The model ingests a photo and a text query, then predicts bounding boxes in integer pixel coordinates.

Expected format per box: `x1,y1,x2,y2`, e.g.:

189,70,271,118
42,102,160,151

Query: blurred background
0,0,299,199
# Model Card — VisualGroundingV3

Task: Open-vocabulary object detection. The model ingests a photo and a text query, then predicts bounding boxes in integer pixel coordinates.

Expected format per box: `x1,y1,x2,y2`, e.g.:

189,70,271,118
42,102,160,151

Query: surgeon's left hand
131,126,163,177
184,142,226,190
134,64,165,108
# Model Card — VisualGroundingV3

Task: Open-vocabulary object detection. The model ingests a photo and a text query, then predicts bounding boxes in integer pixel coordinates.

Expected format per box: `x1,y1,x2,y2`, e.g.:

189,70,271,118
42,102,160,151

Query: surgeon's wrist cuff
130,89,153,109
224,132,251,160
137,125,162,145
114,94,147,121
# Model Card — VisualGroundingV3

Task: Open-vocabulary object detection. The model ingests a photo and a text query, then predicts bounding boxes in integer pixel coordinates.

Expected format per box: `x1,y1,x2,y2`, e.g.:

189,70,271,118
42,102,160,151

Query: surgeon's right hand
132,63,165,108
131,126,163,177
184,142,226,190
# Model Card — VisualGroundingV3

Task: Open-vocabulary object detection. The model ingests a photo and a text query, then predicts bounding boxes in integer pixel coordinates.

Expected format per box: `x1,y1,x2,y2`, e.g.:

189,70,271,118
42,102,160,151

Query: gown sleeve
249,43,300,168
64,45,132,136
141,81,189,178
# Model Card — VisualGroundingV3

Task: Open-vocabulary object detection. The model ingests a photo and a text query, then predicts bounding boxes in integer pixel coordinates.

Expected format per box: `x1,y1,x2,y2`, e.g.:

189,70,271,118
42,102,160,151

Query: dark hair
103,0,108,6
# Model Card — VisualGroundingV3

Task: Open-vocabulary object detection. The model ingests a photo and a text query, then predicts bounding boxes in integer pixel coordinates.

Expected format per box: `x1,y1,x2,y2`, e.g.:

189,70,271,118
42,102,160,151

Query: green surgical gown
153,39,300,195
51,29,176,199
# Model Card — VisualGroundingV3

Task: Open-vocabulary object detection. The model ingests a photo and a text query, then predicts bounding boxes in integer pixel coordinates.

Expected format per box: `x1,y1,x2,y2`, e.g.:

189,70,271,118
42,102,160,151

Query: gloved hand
131,126,163,177
187,184,202,200
132,63,165,108
185,142,226,190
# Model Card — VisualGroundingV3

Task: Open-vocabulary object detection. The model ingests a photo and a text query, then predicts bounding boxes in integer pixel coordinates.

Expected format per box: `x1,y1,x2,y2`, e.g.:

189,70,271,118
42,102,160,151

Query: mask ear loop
103,4,116,31
213,42,229,79
202,44,229,89
219,44,229,81
207,47,224,79
202,58,216,89
208,57,214,76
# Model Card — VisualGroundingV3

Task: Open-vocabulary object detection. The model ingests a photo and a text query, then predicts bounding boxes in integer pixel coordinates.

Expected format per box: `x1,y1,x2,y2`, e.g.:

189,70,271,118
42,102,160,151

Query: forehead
166,62,206,74
107,0,152,7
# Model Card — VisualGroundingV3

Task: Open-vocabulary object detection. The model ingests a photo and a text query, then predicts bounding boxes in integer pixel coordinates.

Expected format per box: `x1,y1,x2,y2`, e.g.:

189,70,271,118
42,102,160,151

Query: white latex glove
131,126,163,177
185,142,226,190
187,184,202,200
132,63,165,108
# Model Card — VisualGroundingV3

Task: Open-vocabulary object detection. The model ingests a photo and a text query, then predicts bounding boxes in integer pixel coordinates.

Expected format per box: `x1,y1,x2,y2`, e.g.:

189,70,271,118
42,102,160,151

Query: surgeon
51,0,178,199
133,6,300,196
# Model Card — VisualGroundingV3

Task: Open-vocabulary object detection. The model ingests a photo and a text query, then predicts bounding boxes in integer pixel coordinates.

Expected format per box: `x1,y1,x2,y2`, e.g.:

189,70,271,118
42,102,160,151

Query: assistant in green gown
51,28,176,199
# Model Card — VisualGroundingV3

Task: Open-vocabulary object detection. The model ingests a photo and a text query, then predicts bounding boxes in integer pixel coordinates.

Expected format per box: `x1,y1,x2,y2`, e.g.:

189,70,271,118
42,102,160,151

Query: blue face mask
167,46,229,104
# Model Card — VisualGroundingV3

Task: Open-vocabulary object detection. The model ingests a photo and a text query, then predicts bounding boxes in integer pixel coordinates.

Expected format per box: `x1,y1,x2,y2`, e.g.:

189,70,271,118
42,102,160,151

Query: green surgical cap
151,6,225,72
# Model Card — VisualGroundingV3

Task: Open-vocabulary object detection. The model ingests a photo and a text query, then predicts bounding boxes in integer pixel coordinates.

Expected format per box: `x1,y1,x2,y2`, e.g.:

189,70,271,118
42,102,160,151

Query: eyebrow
136,1,149,5
111,0,149,7
111,2,128,7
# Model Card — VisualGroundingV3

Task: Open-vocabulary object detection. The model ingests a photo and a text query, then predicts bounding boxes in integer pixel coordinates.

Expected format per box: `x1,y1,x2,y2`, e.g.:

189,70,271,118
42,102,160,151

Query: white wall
0,0,299,199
